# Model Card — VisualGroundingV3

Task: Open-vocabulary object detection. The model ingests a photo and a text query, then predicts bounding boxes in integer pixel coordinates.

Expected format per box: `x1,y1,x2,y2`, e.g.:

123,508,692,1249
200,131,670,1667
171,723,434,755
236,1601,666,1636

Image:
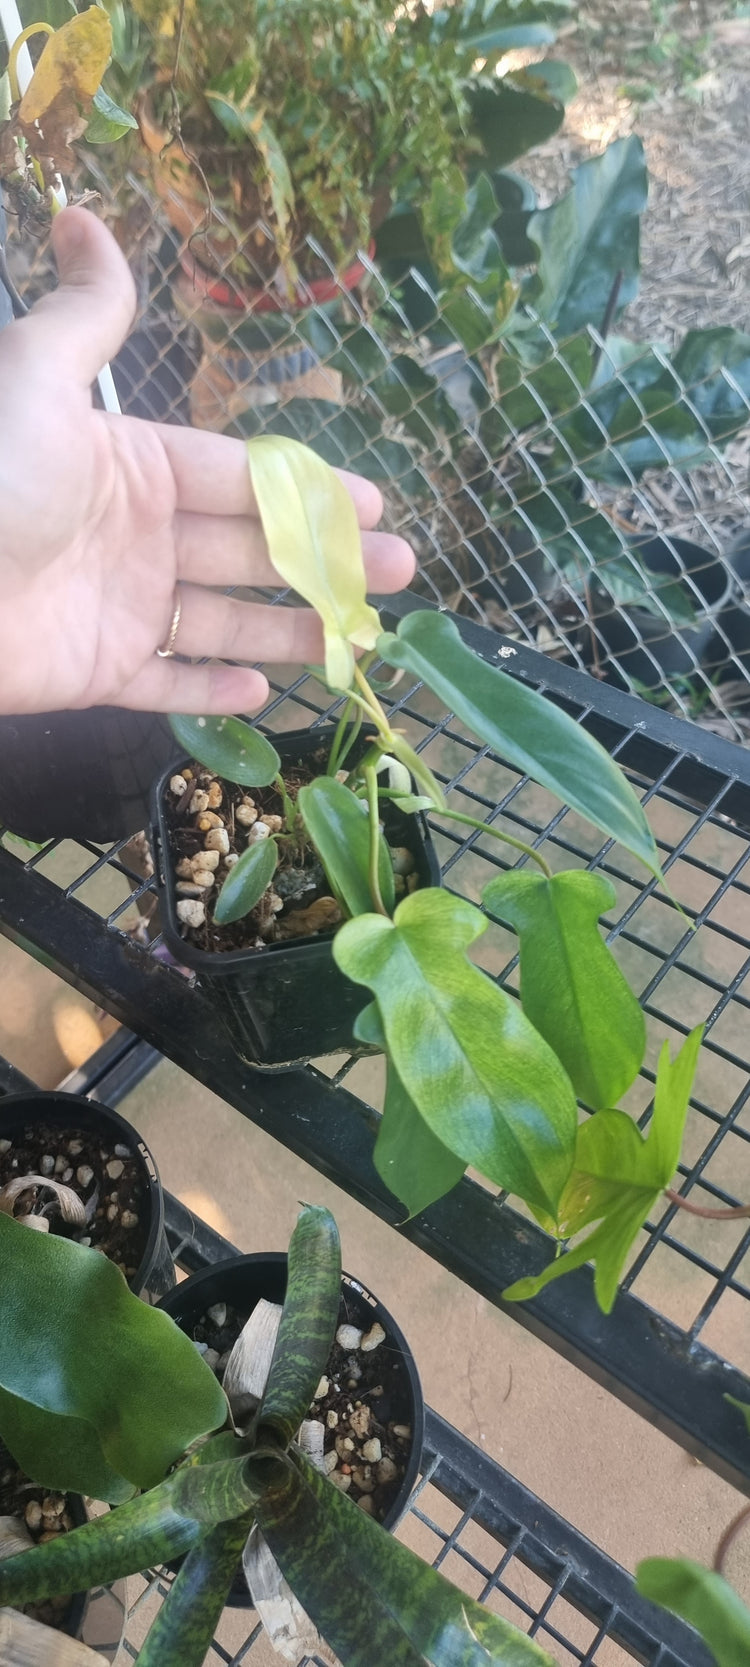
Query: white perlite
335,1324,362,1352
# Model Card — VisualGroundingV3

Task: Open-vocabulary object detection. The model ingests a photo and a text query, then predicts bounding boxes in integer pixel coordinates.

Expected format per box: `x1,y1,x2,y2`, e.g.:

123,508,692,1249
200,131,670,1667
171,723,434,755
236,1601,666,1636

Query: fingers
149,420,384,526
174,589,325,664
13,209,136,386
174,511,415,594
109,657,270,716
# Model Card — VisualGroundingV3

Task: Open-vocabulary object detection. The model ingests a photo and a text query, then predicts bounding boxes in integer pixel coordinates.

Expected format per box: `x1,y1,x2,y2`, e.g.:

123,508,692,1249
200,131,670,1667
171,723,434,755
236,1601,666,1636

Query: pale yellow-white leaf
0,1608,103,1666
246,436,381,691
0,1176,85,1227
19,9,112,124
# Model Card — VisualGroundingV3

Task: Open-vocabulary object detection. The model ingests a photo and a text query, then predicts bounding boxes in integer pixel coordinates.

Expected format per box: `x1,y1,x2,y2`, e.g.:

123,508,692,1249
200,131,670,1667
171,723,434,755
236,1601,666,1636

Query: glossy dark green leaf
635,1559,750,1667
504,1027,703,1312
0,1214,227,1499
527,136,647,336
671,328,750,444
355,1003,466,1217
377,610,662,878
490,169,538,267
259,1206,341,1450
260,1450,555,1666
169,715,280,788
298,777,395,918
335,890,577,1216
136,1517,252,1667
228,399,425,496
483,869,645,1108
85,84,138,142
725,1395,750,1437
213,837,279,926
524,59,578,105
470,74,565,170
479,336,594,442
367,354,462,448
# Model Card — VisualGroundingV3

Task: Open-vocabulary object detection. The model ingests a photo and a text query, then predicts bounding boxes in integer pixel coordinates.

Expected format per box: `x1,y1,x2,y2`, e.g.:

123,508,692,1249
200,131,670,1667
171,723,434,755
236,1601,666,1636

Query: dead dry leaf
19,7,111,125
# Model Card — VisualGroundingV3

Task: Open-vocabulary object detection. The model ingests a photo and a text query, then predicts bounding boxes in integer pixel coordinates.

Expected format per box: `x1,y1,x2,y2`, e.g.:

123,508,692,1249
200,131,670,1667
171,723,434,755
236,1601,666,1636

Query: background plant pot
715,602,750,701
0,708,177,844
0,1092,175,1301
150,725,441,1070
158,1252,424,1606
589,536,735,690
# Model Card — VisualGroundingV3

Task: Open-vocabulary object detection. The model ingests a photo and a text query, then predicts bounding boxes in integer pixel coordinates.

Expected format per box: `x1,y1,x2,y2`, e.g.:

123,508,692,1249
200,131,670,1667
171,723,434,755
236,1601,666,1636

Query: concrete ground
1,927,747,1655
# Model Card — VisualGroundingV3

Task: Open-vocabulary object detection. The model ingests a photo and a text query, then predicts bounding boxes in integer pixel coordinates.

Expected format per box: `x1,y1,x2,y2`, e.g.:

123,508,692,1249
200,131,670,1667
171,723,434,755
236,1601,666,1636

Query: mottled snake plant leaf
636,1559,750,1667
213,835,278,926
378,612,660,878
259,1450,555,1665
504,1026,703,1313
335,890,577,1216
246,436,381,691
483,869,646,1108
298,778,395,918
259,1206,341,1450
169,714,280,787
0,1215,226,1499
355,1003,466,1216
135,1517,252,1667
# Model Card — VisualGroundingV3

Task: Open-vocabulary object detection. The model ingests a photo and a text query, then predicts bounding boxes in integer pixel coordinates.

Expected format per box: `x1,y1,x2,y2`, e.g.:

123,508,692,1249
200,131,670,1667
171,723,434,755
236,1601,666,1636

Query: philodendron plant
0,1203,555,1666
164,435,721,1317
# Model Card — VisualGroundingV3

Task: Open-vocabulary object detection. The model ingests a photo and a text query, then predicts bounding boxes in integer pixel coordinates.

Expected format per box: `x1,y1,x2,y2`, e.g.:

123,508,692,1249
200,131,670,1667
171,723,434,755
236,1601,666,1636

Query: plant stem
664,1189,750,1221
327,699,362,776
364,764,388,916
439,808,553,878
273,773,296,834
714,1502,750,1577
353,662,395,748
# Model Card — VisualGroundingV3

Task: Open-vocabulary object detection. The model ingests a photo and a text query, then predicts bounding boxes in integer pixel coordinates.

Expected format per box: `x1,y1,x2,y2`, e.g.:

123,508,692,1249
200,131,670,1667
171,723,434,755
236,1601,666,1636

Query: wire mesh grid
11,163,750,738
106,1200,711,1667
0,613,748,1482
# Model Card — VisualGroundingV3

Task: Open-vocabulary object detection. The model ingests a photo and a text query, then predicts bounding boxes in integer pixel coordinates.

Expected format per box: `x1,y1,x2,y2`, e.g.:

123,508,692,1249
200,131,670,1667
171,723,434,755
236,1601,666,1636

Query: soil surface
0,1440,80,1631
0,1123,149,1281
193,1295,414,1523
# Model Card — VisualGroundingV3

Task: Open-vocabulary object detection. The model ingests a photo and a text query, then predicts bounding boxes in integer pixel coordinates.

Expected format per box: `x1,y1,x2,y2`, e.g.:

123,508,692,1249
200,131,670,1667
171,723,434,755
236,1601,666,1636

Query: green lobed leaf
377,610,662,878
260,1449,555,1666
259,1206,341,1451
483,869,646,1108
355,1002,466,1217
85,84,138,142
0,1214,227,1499
169,715,280,788
246,436,382,691
504,1026,703,1313
635,1559,750,1667
527,136,647,336
297,778,395,919
470,73,565,171
213,837,279,926
135,1517,252,1667
334,889,577,1217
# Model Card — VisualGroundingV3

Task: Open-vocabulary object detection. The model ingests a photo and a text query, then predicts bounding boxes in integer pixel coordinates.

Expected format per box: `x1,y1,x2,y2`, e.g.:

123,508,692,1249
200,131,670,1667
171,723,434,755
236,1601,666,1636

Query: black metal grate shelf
0,608,748,1492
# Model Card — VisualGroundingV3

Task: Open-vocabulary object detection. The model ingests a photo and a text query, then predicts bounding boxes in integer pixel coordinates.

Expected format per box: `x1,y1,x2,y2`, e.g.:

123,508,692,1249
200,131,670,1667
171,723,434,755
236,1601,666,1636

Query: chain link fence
10,165,750,740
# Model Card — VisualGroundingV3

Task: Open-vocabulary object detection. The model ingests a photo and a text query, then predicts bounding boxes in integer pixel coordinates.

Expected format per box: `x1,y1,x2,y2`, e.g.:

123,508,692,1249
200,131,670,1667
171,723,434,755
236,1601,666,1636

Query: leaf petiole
438,807,553,878
364,764,388,917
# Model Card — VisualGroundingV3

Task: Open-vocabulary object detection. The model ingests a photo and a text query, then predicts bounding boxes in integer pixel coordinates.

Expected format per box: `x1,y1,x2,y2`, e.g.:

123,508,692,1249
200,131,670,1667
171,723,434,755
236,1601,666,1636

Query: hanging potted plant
0,1203,554,1665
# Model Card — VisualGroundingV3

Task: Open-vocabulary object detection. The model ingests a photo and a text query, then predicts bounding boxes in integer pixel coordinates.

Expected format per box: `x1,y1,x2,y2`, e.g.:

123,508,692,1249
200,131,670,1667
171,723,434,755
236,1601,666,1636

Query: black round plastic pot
0,1092,175,1301
150,725,442,1070
715,602,750,699
0,708,177,844
158,1253,424,1607
589,536,735,689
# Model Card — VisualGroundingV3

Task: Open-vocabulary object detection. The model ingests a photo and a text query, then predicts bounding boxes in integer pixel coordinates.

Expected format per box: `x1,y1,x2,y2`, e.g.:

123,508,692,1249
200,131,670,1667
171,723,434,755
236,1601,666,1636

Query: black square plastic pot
157,1253,424,1606
0,1091,175,1301
150,725,441,1070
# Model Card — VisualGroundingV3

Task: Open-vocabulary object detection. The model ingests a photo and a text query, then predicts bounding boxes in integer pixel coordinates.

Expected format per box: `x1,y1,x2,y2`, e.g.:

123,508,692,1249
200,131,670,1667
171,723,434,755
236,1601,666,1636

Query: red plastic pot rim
178,243,375,313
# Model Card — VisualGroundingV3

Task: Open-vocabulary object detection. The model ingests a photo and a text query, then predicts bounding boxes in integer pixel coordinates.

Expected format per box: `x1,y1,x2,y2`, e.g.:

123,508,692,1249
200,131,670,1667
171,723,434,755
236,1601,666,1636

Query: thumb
15,206,136,387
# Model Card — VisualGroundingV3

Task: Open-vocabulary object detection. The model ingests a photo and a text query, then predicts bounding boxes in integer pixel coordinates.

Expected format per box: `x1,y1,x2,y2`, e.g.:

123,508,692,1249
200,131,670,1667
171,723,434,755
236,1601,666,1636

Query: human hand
0,208,414,716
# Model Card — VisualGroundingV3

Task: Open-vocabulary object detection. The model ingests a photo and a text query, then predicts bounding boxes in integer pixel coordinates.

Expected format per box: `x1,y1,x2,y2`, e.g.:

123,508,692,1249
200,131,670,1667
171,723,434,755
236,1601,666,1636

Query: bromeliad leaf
259,1449,555,1666
378,610,661,878
169,715,280,787
334,890,577,1217
0,1215,227,1500
213,837,278,926
246,436,381,691
504,1026,703,1313
136,1517,252,1667
635,1559,750,1667
355,1003,466,1217
483,869,646,1108
259,1206,341,1450
298,778,395,917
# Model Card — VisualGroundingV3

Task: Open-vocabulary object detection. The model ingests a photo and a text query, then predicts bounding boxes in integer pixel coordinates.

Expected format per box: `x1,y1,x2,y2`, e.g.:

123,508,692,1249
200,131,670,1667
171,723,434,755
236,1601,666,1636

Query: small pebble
236,802,257,827
326,1410,339,1429
170,774,188,797
106,1204,118,1222
43,1495,65,1518
189,790,210,815
76,1166,94,1189
39,1154,55,1176
191,868,216,890
0,1139,11,1155
121,1210,138,1229
247,821,270,844
194,849,220,872
67,1139,84,1156
176,858,194,880
193,1340,209,1355
203,1348,220,1371
361,1323,386,1353
207,782,223,809
24,1502,42,1531
376,1456,398,1485
361,1437,382,1464
336,1324,362,1352
330,1472,351,1493
177,899,206,928
393,1424,412,1441
62,1167,73,1184
352,1467,375,1493
176,882,204,898
54,1155,67,1175
357,1494,375,1514
224,853,239,868
348,1406,370,1438
323,1451,339,1475
105,1160,124,1181
114,1144,130,1159
313,1376,329,1400
79,1236,91,1247
260,814,283,833
207,1303,227,1327
204,827,230,855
